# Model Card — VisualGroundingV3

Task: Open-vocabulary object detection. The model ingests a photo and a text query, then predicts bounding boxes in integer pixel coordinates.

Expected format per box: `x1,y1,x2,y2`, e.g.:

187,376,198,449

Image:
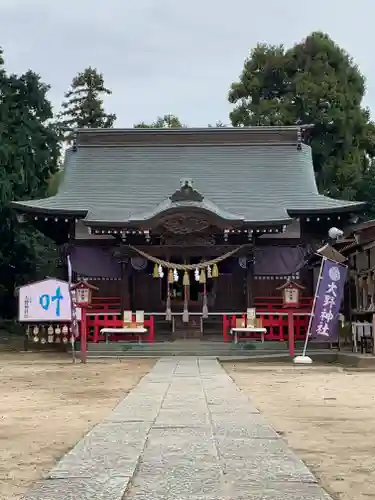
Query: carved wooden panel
162,234,216,246
161,214,210,234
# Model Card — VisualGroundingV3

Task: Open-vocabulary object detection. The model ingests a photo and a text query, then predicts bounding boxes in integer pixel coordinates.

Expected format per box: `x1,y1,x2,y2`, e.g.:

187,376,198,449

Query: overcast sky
1,0,374,127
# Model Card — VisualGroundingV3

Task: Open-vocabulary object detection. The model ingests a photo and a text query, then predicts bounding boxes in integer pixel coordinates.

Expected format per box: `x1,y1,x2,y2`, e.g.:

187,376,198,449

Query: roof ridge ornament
170,178,204,203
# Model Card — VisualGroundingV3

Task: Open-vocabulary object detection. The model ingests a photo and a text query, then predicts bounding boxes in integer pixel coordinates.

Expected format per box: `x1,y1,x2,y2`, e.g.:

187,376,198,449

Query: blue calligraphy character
39,294,50,310
51,287,63,317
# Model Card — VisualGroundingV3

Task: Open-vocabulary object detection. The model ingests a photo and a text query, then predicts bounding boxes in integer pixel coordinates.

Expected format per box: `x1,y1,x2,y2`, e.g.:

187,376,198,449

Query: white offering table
100,327,148,344
230,327,267,344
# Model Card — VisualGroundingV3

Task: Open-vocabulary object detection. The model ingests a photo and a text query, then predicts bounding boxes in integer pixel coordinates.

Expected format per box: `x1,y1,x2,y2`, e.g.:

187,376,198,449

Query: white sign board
18,278,81,322
285,288,299,304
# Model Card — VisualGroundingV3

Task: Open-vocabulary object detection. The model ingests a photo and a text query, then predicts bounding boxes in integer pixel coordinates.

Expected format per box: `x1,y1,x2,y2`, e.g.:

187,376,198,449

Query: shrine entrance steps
172,316,202,340
80,340,290,358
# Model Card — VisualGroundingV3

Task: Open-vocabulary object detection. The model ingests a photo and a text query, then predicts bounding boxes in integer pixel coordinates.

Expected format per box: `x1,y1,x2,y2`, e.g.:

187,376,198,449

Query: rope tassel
202,284,208,318
166,292,172,321
199,269,206,284
153,263,159,278
183,285,189,323
168,269,174,284
212,263,219,278
183,271,190,286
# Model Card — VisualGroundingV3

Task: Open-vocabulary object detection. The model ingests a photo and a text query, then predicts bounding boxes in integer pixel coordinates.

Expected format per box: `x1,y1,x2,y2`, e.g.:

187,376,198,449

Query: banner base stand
293,355,313,365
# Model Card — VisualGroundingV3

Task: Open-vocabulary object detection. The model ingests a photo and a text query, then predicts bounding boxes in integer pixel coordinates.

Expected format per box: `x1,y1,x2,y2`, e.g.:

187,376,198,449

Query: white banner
18,278,81,322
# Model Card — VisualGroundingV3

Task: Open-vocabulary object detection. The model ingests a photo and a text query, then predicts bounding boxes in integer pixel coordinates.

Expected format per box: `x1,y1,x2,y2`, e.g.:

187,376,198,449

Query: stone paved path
24,358,332,499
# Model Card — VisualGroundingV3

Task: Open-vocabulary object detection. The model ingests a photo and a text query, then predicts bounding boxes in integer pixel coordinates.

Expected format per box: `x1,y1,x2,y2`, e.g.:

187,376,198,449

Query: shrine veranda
11,126,366,345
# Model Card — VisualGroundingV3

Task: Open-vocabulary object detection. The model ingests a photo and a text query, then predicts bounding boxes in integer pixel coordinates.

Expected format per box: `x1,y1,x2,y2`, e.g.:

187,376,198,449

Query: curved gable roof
12,130,365,225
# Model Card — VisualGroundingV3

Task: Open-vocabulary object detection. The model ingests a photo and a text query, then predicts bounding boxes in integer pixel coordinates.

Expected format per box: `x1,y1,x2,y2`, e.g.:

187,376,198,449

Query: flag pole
67,254,77,364
301,256,326,358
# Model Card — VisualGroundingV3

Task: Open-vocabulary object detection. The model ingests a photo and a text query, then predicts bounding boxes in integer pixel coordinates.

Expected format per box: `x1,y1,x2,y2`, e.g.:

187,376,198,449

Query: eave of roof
10,200,87,217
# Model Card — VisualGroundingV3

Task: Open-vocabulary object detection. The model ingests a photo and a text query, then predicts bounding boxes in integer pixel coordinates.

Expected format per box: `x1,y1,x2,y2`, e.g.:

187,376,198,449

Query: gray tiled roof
12,141,364,225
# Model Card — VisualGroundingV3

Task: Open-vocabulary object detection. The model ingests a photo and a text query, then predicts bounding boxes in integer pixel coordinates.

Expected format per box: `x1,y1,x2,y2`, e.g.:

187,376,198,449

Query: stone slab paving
23,358,333,500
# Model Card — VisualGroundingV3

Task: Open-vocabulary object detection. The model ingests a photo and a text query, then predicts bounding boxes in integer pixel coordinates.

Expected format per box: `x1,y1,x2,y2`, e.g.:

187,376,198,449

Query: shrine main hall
12,126,364,341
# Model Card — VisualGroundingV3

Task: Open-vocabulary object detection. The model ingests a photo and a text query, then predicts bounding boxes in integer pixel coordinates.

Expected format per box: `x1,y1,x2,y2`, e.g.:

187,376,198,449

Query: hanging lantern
158,264,164,278
212,263,219,278
168,269,174,284
207,265,212,278
153,263,159,278
199,269,206,284
183,270,190,286
173,269,179,282
194,268,200,282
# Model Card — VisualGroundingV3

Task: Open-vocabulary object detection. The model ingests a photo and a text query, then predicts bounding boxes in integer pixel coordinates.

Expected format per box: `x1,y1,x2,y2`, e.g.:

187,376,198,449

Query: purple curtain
253,245,307,276
69,246,121,278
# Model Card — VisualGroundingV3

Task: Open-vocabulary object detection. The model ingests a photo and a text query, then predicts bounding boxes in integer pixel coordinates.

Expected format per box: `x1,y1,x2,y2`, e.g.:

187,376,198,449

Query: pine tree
58,67,116,143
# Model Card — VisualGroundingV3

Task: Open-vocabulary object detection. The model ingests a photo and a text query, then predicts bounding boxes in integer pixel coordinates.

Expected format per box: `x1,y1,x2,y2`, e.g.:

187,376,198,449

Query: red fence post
223,315,230,342
148,316,155,343
80,306,87,363
288,310,295,357
93,314,99,343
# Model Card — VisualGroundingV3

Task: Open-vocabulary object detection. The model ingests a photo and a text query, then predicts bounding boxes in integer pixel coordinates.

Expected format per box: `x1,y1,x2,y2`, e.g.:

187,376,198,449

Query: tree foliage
134,114,184,128
228,32,375,208
58,67,116,143
47,169,64,197
0,48,61,316
208,120,229,127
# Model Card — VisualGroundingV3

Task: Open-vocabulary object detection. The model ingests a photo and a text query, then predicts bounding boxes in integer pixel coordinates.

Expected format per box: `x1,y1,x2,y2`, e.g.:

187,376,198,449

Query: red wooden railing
91,297,121,311
82,296,312,347
222,311,310,344
254,296,313,310
81,312,155,343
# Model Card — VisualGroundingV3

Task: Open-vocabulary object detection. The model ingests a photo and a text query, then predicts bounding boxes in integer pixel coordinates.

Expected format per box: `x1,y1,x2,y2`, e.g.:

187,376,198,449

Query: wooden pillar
245,256,254,308
120,260,130,312
80,306,87,364
288,310,295,357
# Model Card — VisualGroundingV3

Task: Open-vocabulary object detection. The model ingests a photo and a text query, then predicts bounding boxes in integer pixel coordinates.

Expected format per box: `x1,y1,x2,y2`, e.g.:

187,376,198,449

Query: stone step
82,349,288,358
85,341,289,352
79,339,290,358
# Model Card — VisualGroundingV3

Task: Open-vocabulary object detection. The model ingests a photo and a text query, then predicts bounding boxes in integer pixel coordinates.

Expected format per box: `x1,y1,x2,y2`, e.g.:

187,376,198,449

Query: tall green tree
228,32,375,205
134,114,184,128
0,48,61,316
58,67,116,143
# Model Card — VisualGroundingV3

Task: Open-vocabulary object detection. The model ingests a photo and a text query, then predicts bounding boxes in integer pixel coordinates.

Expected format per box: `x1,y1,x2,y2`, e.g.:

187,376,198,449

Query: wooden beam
119,244,253,258
120,260,130,311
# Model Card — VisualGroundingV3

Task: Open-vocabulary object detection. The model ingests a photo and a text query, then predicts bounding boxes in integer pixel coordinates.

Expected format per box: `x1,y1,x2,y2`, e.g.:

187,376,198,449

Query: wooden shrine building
12,126,366,340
